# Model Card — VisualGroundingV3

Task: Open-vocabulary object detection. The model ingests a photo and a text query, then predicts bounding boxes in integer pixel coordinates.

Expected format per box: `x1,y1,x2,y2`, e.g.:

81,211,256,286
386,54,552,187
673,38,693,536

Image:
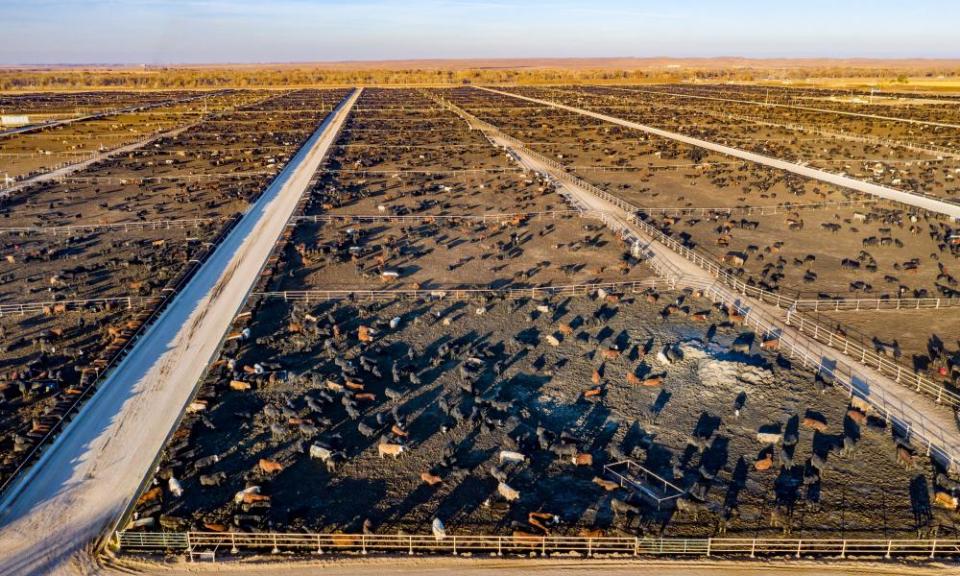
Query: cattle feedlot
2,75,960,575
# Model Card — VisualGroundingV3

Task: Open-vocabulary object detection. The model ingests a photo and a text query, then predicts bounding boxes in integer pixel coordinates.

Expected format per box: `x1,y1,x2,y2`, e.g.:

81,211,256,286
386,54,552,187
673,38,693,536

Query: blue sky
1,0,957,65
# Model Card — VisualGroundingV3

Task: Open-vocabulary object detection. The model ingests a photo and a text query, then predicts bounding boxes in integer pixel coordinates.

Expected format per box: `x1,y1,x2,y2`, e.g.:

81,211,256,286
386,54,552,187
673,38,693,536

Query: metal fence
293,209,585,225
0,295,161,316
0,217,227,236
114,531,960,560
255,279,665,303
792,297,960,312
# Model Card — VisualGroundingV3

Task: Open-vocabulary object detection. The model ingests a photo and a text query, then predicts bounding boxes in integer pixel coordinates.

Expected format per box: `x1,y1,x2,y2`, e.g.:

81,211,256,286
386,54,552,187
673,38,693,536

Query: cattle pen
114,530,960,561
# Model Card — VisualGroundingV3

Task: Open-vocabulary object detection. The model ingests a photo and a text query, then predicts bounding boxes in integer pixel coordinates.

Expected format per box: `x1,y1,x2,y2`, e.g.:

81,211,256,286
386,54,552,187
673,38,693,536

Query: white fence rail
255,279,665,303
792,297,960,312
115,531,960,559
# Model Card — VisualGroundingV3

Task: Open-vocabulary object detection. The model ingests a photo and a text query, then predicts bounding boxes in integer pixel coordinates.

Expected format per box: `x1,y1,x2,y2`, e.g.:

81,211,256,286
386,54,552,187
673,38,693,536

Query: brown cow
934,490,959,510
896,445,916,469
754,453,774,471
802,416,828,433
846,408,867,425
420,471,443,486
528,512,557,534
259,458,284,474
378,443,406,458
601,348,620,360
572,453,593,466
242,492,271,504
593,477,620,491
358,325,373,343
760,338,780,351
642,375,664,387
137,487,163,506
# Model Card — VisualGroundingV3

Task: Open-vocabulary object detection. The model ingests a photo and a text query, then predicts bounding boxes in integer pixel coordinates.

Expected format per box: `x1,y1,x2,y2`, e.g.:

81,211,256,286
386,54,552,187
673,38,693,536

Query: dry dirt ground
134,89,959,544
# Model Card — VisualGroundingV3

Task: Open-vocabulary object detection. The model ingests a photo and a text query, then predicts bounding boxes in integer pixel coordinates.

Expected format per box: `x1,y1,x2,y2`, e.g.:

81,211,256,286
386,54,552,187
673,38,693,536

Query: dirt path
0,89,361,576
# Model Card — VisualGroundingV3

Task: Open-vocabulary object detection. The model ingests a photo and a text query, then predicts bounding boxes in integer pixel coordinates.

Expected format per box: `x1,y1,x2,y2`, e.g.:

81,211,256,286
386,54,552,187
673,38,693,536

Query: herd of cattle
124,89,960,541
0,89,351,488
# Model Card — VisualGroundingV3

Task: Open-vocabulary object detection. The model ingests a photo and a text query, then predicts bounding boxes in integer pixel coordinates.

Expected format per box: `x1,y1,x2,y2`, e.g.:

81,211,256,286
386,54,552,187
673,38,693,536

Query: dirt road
0,89,360,576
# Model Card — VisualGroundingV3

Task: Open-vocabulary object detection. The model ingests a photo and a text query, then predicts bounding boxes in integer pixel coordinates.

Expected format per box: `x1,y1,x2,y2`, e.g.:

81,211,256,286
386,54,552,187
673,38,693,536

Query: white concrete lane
0,88,360,576
477,87,960,219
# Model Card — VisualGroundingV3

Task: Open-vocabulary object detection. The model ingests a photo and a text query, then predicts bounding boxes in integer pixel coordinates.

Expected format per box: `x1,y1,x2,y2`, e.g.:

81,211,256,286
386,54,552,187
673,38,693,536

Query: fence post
361,534,367,555
796,539,802,558
885,539,892,559
705,537,711,557
930,539,937,559
750,538,756,558
497,536,502,556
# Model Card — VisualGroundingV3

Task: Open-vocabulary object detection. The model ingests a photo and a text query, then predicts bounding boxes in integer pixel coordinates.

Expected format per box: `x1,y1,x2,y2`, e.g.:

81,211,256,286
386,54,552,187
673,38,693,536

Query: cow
499,450,527,465
896,444,916,469
572,453,593,466
378,442,406,459
498,481,520,501
593,477,620,491
802,415,828,433
754,452,774,471
259,458,284,474
421,471,443,486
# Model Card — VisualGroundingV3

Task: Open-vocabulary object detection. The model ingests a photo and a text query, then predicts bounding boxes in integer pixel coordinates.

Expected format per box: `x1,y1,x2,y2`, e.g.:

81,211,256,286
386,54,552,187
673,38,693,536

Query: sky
1,0,957,65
